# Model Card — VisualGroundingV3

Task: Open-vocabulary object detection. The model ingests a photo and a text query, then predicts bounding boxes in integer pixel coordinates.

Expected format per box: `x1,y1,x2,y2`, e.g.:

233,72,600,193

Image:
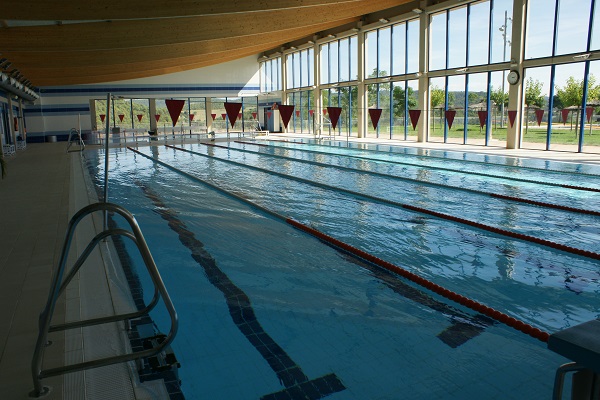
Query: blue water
84,139,600,399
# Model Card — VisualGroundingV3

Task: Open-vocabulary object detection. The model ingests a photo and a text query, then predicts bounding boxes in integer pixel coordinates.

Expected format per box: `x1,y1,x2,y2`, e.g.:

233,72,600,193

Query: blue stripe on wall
40,84,260,95
24,107,90,115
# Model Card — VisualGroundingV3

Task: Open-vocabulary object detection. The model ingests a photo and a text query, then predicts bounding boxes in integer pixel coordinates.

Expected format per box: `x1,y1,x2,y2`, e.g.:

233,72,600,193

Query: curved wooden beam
2,0,400,21
30,44,276,86
2,0,401,51
5,18,355,68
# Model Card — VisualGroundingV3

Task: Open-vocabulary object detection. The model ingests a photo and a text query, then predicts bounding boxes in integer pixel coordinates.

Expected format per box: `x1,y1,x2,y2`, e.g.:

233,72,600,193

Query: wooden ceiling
1,0,415,87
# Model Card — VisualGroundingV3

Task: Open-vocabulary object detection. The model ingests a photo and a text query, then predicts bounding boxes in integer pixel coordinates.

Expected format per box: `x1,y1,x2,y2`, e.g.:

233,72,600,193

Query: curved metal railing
30,202,178,397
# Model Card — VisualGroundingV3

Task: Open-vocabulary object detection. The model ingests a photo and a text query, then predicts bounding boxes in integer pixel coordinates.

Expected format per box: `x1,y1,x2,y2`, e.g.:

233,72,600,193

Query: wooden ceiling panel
4,18,356,68
2,0,402,51
3,0,392,21
1,0,414,86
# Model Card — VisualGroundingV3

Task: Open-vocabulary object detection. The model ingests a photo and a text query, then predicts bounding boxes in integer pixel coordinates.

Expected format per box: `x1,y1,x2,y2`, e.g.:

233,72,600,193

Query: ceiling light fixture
379,18,389,23
413,8,423,14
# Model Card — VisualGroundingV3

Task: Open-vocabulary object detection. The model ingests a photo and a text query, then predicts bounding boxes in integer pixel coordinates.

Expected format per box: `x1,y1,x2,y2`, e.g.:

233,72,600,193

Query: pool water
84,139,600,399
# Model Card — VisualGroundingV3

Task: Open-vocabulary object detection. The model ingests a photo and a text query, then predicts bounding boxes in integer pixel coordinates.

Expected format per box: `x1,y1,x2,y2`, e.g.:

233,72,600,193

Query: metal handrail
31,202,178,397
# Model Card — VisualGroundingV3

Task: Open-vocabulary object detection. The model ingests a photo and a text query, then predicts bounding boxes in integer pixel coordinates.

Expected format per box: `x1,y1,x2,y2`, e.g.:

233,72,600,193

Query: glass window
430,11,447,71
491,0,513,64
350,36,358,80
591,1,600,50
525,0,557,59
339,38,350,82
301,50,309,87
321,43,330,84
308,48,315,86
555,0,592,56
365,31,378,78
330,40,339,83
379,27,392,77
392,23,406,76
286,54,294,89
293,53,301,89
407,19,420,73
468,1,490,66
448,6,467,69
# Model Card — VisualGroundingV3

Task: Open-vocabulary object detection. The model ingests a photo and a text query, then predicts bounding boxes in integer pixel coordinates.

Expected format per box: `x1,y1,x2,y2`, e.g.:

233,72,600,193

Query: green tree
524,78,545,108
393,85,417,117
490,86,509,108
555,74,600,107
430,85,445,108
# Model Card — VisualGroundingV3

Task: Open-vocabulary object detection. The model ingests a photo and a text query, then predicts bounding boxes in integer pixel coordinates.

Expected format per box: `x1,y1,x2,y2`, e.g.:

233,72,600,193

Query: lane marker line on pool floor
127,146,551,343
135,181,346,400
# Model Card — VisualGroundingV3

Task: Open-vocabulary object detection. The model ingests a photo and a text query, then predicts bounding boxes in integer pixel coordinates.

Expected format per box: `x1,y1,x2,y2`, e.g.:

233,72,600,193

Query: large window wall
521,0,600,152
260,57,282,92
287,90,315,133
256,0,600,153
321,36,358,84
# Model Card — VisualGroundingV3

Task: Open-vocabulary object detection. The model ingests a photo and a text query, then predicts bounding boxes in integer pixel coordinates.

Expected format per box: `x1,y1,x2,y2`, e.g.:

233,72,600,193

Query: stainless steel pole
103,93,111,230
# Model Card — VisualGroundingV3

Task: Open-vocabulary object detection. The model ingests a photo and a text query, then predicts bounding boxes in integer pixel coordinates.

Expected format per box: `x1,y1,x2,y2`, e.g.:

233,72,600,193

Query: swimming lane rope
205,142,600,217
166,144,600,262
126,145,550,343
238,141,600,193
292,138,600,178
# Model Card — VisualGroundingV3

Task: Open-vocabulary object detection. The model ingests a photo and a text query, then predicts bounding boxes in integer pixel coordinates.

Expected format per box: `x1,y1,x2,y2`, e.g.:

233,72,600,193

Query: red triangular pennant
165,99,186,126
561,109,570,124
155,114,161,122
508,110,517,127
137,114,143,122
408,110,421,130
323,109,328,115
238,112,243,120
252,112,257,119
535,109,544,126
211,113,216,120
295,110,301,117
445,110,456,129
189,114,195,121
278,105,295,129
586,106,594,123
477,110,487,128
267,111,272,119
118,114,125,122
221,113,227,120
309,109,314,116
368,108,383,129
100,114,106,122
224,102,243,127
327,107,342,129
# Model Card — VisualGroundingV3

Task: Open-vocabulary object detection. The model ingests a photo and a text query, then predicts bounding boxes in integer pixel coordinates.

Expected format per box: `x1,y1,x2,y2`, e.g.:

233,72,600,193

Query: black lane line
135,182,346,399
244,140,600,193
131,148,498,347
294,138,600,178
209,142,600,217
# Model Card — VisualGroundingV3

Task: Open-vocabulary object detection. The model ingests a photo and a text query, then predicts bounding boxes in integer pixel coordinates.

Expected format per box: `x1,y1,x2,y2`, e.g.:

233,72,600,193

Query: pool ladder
30,202,179,397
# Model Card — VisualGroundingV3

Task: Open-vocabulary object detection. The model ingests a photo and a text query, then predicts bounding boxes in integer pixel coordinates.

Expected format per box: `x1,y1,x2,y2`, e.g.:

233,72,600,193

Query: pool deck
1,135,599,399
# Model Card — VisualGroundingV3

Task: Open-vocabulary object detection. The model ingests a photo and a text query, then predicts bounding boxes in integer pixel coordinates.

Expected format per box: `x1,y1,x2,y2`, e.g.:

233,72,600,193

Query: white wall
24,55,261,141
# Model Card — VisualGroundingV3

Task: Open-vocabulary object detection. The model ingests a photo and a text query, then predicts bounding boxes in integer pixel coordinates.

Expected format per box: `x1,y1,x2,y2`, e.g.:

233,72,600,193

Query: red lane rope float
237,141,600,193
211,142,600,217
285,217,550,343
129,146,550,342
403,204,600,261
173,144,600,262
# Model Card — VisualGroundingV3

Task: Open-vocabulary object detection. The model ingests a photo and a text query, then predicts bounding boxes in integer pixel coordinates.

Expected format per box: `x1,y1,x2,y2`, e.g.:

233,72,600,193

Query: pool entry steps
30,202,179,397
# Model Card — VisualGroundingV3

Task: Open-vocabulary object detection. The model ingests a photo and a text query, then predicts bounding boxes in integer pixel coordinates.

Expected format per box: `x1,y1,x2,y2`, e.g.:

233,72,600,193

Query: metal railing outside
30,202,178,397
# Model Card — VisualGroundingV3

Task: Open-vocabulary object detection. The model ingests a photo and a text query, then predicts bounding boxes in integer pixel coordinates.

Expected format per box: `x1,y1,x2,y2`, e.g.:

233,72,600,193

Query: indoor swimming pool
84,138,600,399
